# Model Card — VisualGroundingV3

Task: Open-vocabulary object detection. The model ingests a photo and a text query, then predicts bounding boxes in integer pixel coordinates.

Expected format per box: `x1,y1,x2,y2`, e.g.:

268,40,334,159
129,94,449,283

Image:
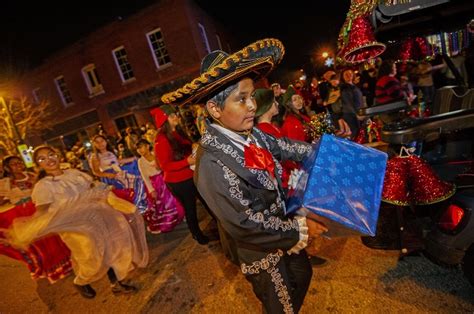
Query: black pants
245,251,312,314
167,178,206,238
107,268,118,284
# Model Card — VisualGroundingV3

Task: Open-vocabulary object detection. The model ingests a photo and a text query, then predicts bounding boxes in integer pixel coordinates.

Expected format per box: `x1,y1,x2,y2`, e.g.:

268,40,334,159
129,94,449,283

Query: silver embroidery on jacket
218,160,250,206
245,209,298,231
276,138,311,155
202,132,275,190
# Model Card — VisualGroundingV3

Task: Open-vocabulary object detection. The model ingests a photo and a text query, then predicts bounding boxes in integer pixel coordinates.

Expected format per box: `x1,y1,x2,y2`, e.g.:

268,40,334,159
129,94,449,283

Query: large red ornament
399,37,430,62
343,15,386,63
407,155,456,205
382,157,411,206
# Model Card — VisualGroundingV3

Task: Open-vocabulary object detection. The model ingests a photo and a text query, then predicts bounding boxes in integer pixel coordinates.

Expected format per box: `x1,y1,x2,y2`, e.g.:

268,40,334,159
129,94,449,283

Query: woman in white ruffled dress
7,146,148,299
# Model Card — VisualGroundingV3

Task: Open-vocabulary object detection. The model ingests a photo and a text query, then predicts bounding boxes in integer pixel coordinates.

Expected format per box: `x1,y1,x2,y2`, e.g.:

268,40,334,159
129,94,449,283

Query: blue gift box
286,134,388,237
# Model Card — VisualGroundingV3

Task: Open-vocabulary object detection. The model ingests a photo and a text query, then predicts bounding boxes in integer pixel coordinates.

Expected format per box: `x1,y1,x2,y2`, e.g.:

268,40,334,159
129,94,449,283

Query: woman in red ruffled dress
0,155,72,283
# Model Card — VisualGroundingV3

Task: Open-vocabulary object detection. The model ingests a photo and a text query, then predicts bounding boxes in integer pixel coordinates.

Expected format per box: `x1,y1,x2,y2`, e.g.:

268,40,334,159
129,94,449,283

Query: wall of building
19,0,239,145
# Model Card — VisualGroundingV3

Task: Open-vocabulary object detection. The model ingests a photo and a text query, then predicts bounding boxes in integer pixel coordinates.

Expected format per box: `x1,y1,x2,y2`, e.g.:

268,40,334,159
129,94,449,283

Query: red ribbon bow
244,143,275,178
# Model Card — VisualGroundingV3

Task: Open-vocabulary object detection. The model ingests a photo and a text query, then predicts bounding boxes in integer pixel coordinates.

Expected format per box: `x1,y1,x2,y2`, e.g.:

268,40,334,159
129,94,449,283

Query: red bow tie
244,143,275,178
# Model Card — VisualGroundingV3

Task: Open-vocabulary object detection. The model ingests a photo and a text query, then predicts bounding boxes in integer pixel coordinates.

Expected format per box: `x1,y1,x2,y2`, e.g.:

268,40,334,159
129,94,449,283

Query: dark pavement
1,206,473,313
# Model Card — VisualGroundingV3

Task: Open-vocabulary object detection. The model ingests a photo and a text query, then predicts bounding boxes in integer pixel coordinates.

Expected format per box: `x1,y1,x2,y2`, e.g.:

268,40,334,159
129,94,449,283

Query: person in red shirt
254,88,282,138
281,85,312,142
254,88,296,190
375,60,404,105
151,105,209,245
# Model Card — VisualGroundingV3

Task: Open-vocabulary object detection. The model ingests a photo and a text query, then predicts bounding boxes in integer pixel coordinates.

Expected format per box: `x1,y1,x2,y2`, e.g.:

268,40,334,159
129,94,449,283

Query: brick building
17,0,237,149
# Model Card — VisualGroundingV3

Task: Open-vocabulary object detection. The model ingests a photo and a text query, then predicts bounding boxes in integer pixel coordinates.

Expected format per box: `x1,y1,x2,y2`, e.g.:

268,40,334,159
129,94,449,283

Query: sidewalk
1,208,473,313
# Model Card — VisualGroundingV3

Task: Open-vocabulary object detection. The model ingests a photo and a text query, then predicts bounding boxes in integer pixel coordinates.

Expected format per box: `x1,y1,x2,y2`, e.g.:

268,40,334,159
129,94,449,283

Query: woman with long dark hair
0,156,37,205
90,134,148,213
151,105,209,245
281,85,312,142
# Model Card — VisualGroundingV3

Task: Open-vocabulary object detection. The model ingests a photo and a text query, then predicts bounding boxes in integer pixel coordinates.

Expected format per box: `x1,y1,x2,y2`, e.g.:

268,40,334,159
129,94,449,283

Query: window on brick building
146,28,172,69
112,46,135,83
216,34,223,50
198,23,211,54
32,88,41,103
54,76,73,106
82,64,104,96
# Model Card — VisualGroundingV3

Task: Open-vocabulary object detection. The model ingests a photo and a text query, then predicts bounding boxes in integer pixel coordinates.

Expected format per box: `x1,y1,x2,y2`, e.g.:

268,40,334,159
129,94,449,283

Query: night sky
2,1,471,84
0,0,349,82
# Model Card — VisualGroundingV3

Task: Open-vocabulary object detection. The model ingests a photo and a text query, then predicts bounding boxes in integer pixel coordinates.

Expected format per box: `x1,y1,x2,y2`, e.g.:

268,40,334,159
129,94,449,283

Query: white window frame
112,46,135,83
198,23,211,54
54,75,74,107
32,88,41,103
81,64,104,97
146,28,172,70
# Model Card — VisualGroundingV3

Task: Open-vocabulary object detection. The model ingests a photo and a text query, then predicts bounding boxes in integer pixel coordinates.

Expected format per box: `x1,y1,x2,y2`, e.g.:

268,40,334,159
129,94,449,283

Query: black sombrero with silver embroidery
161,38,285,106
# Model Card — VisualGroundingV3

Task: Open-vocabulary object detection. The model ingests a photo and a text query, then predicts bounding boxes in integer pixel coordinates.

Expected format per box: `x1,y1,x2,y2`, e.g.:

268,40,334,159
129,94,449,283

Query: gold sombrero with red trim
161,38,285,106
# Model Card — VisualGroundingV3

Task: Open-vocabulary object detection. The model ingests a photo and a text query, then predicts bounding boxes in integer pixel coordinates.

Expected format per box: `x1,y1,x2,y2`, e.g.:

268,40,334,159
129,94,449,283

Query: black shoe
361,236,400,250
111,281,137,295
74,284,96,299
193,234,210,245
310,256,328,267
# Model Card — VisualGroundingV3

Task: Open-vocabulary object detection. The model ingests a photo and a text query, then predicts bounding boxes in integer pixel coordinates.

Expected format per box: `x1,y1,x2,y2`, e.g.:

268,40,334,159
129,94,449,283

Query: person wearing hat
254,88,282,138
270,82,286,127
255,88,300,193
161,38,328,313
150,105,210,245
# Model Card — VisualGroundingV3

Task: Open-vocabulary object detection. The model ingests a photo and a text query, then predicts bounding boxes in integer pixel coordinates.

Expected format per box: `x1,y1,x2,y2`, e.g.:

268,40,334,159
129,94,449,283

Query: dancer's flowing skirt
143,173,184,233
0,201,73,283
100,160,148,213
6,189,148,285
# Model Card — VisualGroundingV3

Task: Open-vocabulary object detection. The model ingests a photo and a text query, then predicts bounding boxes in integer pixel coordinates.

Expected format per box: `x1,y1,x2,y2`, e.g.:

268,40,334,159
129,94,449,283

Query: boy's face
207,78,256,132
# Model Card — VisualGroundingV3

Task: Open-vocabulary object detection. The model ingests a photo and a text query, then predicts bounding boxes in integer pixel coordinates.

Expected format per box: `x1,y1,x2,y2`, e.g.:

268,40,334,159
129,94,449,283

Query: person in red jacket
151,105,209,245
281,85,312,142
254,88,282,138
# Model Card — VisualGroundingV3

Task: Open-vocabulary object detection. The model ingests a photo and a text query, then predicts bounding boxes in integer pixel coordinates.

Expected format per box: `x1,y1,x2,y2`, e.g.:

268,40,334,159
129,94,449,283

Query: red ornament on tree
382,157,411,206
343,15,386,63
337,0,384,64
399,37,430,62
407,155,456,205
